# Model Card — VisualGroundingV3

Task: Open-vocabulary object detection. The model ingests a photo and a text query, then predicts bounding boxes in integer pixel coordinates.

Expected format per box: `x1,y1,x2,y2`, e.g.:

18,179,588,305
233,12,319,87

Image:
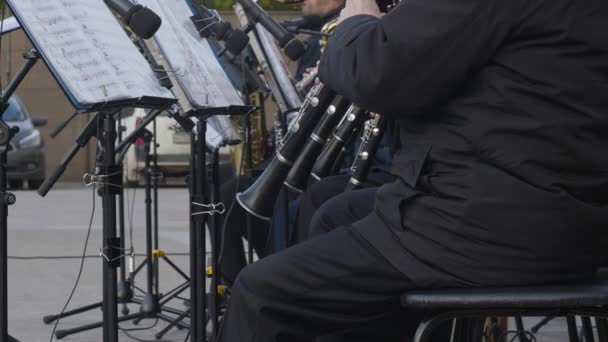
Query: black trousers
217,178,422,342
294,172,395,243
219,176,271,283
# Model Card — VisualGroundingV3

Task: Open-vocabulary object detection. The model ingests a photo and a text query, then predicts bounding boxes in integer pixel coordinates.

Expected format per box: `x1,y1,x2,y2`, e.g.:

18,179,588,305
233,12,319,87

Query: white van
121,108,190,186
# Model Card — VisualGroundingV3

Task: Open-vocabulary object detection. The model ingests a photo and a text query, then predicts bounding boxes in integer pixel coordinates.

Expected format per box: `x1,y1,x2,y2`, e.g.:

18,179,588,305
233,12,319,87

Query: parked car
121,109,239,187
121,108,191,186
4,95,47,190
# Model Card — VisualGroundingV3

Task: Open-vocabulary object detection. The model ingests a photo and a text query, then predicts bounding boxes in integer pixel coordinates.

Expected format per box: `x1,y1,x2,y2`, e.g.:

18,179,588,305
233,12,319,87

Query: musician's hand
302,67,315,80
338,0,383,24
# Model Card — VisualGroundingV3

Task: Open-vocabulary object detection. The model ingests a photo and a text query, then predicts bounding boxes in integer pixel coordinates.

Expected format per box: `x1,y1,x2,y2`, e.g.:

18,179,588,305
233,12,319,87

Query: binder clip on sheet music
135,0,247,150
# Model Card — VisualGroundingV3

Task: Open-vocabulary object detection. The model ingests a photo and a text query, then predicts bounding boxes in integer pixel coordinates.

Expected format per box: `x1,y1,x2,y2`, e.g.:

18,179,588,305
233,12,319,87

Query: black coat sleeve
318,0,521,116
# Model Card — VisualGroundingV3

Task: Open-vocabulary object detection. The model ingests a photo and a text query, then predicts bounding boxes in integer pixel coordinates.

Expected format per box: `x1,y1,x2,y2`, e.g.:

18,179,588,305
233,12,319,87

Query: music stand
6,2,178,342
131,1,255,340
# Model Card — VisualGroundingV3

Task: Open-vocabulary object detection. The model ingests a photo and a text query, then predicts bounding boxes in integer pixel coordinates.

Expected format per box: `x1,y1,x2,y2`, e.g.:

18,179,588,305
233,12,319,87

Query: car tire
9,180,23,190
28,179,44,190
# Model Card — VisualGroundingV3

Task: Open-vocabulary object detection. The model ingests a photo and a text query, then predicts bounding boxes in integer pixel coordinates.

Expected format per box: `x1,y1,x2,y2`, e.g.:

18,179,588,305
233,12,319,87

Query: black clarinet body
283,95,351,193
310,105,366,180
236,83,337,220
346,114,387,191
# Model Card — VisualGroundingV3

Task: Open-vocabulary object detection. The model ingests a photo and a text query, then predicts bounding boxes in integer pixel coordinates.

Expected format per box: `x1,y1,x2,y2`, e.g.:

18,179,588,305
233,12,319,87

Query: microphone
191,5,250,56
281,15,324,30
235,0,307,61
104,0,162,39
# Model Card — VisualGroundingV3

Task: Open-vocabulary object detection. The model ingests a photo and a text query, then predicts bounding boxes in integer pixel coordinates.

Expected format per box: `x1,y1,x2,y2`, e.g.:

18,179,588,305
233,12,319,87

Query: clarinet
234,3,302,148
296,67,319,97
346,114,387,190
283,95,351,193
376,0,401,12
310,105,366,180
236,83,337,220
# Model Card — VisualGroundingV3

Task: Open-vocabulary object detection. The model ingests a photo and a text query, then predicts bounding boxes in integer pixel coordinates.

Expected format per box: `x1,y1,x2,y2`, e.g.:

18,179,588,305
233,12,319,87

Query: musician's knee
308,205,338,238
234,261,269,295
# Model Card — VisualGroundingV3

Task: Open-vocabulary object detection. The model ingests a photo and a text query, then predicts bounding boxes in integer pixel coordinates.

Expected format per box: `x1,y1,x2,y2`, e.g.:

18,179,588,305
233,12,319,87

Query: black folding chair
402,272,608,341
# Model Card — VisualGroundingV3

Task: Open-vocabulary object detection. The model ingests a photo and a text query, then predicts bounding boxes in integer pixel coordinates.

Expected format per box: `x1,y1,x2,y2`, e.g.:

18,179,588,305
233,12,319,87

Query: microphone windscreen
282,15,324,30
283,38,306,61
225,30,250,56
128,6,162,39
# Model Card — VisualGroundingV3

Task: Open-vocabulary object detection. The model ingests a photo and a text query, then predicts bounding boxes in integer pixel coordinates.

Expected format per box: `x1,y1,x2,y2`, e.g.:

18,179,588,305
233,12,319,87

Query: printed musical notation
135,0,243,109
8,0,173,108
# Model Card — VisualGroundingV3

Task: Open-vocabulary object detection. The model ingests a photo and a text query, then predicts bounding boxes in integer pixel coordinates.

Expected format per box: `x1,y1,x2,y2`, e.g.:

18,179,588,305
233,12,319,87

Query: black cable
498,330,537,342
119,318,159,332
49,185,97,342
120,327,176,342
183,330,191,342
7,252,192,260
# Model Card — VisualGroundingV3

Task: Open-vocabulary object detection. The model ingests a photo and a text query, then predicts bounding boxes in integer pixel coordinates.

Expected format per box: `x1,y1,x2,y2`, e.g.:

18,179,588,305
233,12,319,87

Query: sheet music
0,17,20,34
135,0,244,108
7,0,173,108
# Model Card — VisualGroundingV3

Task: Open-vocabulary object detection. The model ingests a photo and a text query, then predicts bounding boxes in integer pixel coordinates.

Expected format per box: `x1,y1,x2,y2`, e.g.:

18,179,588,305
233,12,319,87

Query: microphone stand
285,27,330,37
244,110,255,263
49,110,80,139
43,109,191,340
116,114,133,316
126,116,190,331
0,48,40,342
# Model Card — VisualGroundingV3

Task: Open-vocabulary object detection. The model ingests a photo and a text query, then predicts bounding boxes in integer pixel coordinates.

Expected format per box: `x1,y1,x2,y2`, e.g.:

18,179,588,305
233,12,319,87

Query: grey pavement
8,185,194,342
5,186,582,341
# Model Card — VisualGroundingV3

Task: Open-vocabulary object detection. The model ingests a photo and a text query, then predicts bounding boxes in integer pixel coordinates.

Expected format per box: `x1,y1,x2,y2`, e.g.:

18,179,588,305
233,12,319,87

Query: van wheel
28,179,44,190
9,180,24,190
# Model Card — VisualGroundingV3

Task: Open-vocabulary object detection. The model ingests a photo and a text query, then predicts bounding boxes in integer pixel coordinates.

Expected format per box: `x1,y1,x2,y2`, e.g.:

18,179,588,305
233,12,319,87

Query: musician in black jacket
294,0,344,80
218,0,608,341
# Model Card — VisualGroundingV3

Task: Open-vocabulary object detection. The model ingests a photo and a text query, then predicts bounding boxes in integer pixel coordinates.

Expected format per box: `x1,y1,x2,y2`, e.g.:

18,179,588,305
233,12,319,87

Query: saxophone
319,18,338,52
230,92,269,174
295,17,338,97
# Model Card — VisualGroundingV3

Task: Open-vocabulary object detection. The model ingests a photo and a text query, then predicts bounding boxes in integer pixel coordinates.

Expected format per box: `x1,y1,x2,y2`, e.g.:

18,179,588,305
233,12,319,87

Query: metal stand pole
0,48,40,342
244,113,254,263
0,142,17,342
140,133,159,315
188,131,200,342
99,112,120,342
117,113,133,315
209,149,222,340
153,119,160,298
190,119,208,341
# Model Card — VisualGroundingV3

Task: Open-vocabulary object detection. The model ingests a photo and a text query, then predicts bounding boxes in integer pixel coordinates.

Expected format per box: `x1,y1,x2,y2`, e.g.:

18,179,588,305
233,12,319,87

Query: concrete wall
0,10,300,181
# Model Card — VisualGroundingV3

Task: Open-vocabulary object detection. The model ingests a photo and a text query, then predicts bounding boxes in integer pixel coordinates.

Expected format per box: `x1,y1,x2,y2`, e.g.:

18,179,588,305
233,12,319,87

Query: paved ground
4,185,585,341
8,185,193,342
